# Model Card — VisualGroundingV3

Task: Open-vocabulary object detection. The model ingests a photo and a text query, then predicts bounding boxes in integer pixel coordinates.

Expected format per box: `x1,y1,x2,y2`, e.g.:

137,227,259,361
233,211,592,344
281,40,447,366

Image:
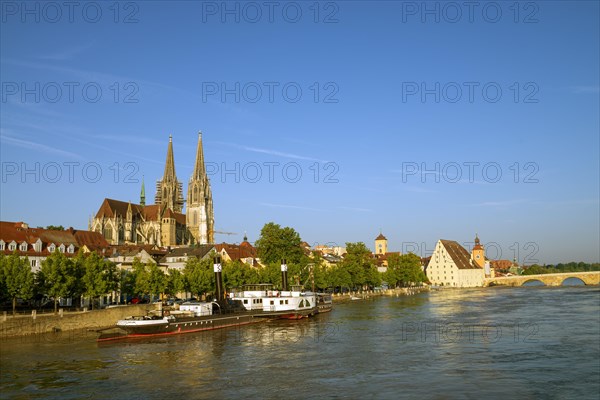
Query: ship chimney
281,258,288,291
214,255,224,302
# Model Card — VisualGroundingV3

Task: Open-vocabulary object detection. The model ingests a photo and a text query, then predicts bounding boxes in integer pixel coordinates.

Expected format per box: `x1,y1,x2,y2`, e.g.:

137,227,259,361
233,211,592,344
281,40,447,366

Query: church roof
375,233,387,240
95,198,185,223
440,240,481,270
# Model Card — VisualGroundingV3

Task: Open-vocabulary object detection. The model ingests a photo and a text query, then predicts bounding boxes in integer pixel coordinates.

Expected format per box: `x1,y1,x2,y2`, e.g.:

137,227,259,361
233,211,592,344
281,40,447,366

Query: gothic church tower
186,131,214,244
155,135,184,213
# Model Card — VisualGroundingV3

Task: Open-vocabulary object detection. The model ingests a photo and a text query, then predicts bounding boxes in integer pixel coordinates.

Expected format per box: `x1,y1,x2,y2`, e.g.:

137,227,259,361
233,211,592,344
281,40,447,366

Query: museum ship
98,258,330,341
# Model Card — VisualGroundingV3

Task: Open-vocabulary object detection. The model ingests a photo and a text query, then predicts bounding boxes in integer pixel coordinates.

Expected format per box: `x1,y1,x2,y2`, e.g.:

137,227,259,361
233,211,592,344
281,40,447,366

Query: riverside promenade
0,304,154,339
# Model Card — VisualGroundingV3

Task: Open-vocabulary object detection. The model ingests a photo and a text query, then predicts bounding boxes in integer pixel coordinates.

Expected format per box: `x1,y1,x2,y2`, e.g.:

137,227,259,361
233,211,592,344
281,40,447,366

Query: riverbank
0,304,154,339
0,288,429,338
332,286,429,301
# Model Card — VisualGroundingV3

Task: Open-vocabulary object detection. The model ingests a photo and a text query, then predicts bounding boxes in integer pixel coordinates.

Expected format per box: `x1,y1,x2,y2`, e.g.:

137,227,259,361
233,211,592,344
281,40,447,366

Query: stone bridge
485,271,600,287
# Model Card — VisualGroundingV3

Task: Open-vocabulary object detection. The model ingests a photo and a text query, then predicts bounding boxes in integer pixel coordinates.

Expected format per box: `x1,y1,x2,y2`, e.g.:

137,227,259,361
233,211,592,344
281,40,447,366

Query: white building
426,239,485,287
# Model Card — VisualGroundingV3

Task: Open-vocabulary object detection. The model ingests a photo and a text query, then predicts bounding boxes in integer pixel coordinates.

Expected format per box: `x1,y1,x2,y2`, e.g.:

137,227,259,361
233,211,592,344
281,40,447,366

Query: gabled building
159,245,215,271
426,237,485,287
215,236,261,267
107,244,167,270
0,221,110,272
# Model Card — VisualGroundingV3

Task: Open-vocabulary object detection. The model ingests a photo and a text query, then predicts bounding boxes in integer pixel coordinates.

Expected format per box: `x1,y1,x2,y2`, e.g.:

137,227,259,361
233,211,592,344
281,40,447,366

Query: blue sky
1,1,598,263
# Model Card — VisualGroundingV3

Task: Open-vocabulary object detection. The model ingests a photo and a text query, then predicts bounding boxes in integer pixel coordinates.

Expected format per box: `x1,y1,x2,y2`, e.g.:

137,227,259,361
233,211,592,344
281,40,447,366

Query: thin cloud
259,202,324,212
216,141,329,163
1,133,82,159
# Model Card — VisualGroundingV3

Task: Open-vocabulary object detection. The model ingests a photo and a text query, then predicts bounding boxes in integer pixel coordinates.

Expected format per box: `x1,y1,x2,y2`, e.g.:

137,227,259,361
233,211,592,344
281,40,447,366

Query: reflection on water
1,287,599,399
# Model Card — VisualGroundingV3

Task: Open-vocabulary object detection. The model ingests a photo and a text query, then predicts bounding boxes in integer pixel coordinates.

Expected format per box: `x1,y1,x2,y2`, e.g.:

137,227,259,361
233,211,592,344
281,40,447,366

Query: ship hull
99,313,262,341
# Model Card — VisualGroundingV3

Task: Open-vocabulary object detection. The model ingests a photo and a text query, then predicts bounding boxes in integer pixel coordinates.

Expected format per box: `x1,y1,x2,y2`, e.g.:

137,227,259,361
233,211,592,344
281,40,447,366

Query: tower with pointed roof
155,135,184,213
375,232,388,255
140,177,146,206
471,233,485,268
186,131,214,244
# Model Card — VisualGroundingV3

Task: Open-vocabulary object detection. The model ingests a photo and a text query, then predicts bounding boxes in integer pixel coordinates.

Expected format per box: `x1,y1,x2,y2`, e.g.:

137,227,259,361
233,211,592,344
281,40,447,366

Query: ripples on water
1,287,599,399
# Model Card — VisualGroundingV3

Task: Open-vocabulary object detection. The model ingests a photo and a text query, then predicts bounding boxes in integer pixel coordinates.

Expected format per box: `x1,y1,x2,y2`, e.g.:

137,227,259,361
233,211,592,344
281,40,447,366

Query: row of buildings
368,232,498,287
2,131,507,288
2,217,509,289
0,220,259,273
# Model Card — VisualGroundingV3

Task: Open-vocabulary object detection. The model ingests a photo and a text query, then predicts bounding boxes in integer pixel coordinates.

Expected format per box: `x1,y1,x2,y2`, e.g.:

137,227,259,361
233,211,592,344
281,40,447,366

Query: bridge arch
522,279,545,287
560,277,586,286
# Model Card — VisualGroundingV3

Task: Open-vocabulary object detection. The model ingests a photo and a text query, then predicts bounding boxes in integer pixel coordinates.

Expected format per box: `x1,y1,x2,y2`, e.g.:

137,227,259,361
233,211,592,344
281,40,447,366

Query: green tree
82,252,119,309
119,269,136,302
326,264,352,290
1,253,35,315
183,256,214,299
223,260,260,290
39,251,79,313
387,253,426,286
45,225,65,231
258,263,281,286
255,222,304,265
341,242,377,289
146,264,167,301
165,269,186,298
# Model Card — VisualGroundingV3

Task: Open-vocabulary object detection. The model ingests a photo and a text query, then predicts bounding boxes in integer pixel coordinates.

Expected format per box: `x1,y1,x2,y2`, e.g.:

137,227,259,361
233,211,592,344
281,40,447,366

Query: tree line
522,262,600,275
0,222,430,314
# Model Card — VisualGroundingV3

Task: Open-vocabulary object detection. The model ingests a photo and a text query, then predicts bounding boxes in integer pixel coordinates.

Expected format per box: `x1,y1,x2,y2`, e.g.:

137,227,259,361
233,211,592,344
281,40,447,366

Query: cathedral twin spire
153,132,214,244
155,134,184,213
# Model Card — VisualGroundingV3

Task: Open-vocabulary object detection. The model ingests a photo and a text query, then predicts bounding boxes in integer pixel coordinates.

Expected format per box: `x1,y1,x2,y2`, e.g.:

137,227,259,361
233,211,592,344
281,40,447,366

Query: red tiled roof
73,230,110,250
95,198,186,224
215,242,257,260
0,221,110,257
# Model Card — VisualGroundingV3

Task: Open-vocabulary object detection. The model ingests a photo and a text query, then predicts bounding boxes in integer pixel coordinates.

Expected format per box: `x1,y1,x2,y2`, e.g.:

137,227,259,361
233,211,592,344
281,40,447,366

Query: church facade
90,133,214,247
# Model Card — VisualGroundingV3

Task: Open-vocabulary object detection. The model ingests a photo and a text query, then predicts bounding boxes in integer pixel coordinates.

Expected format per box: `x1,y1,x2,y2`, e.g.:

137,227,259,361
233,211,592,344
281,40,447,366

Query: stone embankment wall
0,304,155,338
332,286,429,301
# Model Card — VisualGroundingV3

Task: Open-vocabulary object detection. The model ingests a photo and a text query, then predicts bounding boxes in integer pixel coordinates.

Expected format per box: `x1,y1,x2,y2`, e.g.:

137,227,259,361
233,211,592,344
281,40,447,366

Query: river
1,286,599,399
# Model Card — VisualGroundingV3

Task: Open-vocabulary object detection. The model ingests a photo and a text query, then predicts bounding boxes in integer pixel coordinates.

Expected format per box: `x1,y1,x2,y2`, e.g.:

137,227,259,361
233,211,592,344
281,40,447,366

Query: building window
20,243,28,251
103,228,113,240
31,259,37,268
48,244,56,252
59,244,65,253
67,244,75,253
0,241,4,250
9,242,16,251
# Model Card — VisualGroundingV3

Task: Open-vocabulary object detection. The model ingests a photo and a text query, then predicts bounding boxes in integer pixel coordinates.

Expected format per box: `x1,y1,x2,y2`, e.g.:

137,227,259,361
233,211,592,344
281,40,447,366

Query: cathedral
90,132,214,247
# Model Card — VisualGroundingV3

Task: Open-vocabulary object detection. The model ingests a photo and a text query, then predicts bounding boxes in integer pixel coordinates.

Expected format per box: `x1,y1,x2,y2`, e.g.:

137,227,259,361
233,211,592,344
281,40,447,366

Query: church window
104,228,113,240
